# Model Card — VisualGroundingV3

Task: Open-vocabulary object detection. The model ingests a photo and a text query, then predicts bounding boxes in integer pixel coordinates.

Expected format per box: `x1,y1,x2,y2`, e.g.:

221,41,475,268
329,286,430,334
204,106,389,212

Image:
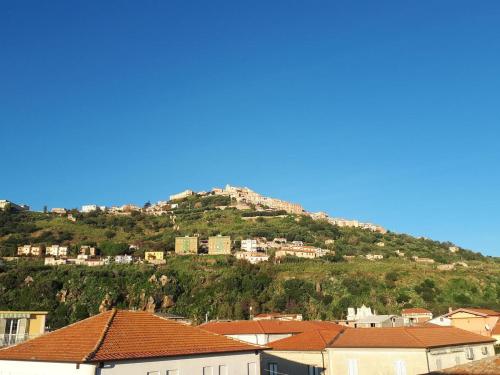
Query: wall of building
27,313,46,335
0,361,97,375
208,236,231,255
175,237,198,255
262,350,328,375
327,343,494,375
448,312,499,337
225,334,292,345
98,351,261,375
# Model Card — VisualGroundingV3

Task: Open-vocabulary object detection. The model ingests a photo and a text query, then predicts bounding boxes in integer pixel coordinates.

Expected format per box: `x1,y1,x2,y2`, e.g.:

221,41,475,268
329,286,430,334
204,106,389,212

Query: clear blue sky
1,1,499,256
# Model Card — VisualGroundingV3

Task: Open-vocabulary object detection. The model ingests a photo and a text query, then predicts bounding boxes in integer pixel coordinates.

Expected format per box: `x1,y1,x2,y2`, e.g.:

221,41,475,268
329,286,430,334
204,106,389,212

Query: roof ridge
403,326,430,347
84,308,117,362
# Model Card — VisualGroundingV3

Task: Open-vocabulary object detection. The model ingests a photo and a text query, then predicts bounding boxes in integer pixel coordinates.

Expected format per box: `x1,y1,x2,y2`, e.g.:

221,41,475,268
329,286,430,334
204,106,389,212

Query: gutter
425,349,431,374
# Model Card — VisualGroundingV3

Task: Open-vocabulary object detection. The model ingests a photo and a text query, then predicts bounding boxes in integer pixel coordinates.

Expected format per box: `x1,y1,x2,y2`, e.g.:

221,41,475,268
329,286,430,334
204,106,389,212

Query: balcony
0,333,37,347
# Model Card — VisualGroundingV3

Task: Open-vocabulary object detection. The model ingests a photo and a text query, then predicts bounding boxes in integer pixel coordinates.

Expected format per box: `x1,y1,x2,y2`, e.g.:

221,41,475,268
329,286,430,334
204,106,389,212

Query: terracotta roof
199,320,342,335
269,329,344,351
329,326,495,349
445,308,500,317
401,308,432,315
492,321,500,335
0,310,262,363
430,355,500,374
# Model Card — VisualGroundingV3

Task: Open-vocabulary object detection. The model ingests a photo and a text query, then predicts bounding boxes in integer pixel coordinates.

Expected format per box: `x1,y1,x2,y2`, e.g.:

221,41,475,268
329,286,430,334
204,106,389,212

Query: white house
241,239,258,252
81,205,98,213
0,309,263,375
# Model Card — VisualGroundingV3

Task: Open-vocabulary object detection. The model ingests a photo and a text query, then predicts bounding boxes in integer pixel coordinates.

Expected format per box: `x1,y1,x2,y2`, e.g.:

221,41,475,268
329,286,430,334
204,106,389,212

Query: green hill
0,195,498,329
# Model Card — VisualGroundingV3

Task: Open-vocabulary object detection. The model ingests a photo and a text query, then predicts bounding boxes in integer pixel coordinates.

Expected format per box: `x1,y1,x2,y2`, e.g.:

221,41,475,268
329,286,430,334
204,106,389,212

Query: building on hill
145,251,166,264
0,311,47,347
241,239,258,252
0,310,263,375
208,235,231,255
402,308,433,326
442,308,500,338
275,248,317,260
175,236,199,255
45,245,68,257
169,189,194,201
327,326,496,375
16,245,42,256
81,204,98,213
199,320,343,346
50,208,67,214
235,251,269,264
0,200,29,211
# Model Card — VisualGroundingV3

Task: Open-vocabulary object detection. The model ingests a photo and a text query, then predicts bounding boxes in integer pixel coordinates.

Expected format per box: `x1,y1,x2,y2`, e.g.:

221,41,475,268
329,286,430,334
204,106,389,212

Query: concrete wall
28,313,46,335
0,361,97,375
0,352,261,375
448,312,499,337
262,350,328,375
327,343,495,375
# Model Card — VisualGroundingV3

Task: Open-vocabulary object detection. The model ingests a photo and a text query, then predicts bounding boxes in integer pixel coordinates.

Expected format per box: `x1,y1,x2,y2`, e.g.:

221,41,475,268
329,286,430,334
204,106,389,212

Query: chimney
448,307,453,313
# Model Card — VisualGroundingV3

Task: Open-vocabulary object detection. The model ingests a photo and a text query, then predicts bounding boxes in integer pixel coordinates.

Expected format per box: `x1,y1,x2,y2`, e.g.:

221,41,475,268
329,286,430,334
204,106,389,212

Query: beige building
401,308,433,325
235,251,269,264
145,251,165,262
208,235,231,255
0,311,47,347
443,308,500,338
275,248,317,260
175,236,199,255
0,310,263,375
17,245,42,257
327,326,495,375
169,189,194,201
45,245,68,257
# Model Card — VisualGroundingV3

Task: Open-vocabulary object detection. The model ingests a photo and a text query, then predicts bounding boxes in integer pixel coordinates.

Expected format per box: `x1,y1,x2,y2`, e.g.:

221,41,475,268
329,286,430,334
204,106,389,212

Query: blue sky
1,1,499,256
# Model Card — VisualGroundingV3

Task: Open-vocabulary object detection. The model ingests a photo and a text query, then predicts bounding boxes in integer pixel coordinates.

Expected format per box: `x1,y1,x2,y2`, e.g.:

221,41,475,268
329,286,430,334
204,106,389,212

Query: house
263,328,344,375
175,236,199,255
365,254,383,261
0,311,47,347
402,308,433,326
235,252,269,264
353,315,404,328
0,200,29,211
275,248,317,260
443,308,500,337
199,320,343,346
327,326,496,375
44,257,69,266
412,256,436,264
241,239,258,252
114,255,133,264
81,204,98,213
169,189,194,201
45,245,68,257
80,245,97,256
208,235,231,255
0,309,263,375
50,208,67,214
449,246,460,253
145,251,166,264
16,245,42,256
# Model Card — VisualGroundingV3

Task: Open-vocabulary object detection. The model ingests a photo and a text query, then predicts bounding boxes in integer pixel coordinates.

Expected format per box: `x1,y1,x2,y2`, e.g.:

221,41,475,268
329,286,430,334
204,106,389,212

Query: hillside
0,193,499,329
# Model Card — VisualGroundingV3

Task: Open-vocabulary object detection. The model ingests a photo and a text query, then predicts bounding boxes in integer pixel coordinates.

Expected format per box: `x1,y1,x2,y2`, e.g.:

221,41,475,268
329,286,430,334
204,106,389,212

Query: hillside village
1,187,499,374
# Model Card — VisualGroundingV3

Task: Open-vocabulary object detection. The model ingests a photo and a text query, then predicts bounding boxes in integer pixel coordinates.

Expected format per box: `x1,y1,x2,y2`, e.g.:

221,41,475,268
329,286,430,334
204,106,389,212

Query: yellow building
0,311,47,347
175,236,199,255
144,251,165,262
208,235,231,255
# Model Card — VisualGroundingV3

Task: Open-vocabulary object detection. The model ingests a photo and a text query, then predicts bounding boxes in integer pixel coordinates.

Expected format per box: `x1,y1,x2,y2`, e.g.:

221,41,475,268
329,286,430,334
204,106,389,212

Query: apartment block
208,235,231,255
175,236,199,255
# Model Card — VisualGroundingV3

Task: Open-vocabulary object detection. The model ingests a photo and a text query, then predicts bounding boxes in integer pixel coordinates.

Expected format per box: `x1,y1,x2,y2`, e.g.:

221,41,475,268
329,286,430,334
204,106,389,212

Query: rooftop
0,309,262,363
430,355,500,374
199,320,343,335
445,308,500,317
269,329,344,351
329,326,495,349
401,308,432,315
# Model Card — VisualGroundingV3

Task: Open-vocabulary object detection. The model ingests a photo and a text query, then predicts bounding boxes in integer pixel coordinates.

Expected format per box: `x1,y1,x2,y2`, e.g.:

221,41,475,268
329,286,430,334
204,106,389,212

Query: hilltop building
0,310,263,375
208,235,231,255
175,236,199,255
235,252,269,264
0,200,29,212
145,251,165,264
402,308,433,325
45,245,68,257
241,239,258,252
169,189,194,201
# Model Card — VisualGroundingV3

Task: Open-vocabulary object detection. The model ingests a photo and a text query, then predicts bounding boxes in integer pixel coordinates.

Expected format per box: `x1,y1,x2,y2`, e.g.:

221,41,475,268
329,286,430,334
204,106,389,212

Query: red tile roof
492,321,500,335
329,326,495,349
199,320,343,335
432,355,500,374
0,310,262,363
269,329,344,351
401,308,432,315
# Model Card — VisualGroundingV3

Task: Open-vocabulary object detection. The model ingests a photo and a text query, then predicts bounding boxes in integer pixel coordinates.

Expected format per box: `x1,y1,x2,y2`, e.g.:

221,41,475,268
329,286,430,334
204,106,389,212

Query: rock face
149,274,157,283
56,289,68,303
99,293,112,313
24,276,34,285
161,295,175,309
159,275,170,286
145,296,156,312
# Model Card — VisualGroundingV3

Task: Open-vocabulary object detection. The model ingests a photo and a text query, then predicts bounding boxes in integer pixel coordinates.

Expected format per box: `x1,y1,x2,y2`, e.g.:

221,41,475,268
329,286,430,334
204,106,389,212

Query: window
348,359,358,375
248,362,257,375
167,371,179,375
455,356,461,365
466,347,475,360
268,362,278,375
146,372,159,375
219,365,228,375
394,360,407,375
481,346,489,355
203,367,213,375
308,365,322,375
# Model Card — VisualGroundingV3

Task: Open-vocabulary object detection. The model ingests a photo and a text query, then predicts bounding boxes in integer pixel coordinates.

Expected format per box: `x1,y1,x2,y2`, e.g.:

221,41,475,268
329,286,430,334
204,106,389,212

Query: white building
235,251,269,264
241,239,258,252
45,245,68,257
0,310,263,375
81,204,98,213
169,189,194,201
114,255,133,264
